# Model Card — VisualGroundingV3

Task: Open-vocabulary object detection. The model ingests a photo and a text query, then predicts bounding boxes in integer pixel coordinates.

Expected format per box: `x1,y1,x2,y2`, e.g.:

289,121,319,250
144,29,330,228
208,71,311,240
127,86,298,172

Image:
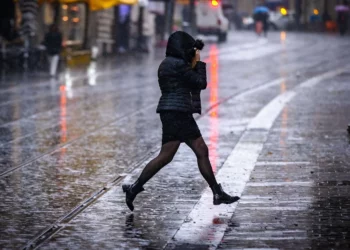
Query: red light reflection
208,45,219,173
60,85,67,155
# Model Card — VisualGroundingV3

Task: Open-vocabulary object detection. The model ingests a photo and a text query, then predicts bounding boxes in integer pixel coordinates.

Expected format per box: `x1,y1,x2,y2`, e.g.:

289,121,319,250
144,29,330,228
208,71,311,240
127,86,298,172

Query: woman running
122,31,240,211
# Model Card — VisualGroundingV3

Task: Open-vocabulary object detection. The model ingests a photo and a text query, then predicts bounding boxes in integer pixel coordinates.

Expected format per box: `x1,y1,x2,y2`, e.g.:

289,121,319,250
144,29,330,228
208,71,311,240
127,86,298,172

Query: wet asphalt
0,31,350,250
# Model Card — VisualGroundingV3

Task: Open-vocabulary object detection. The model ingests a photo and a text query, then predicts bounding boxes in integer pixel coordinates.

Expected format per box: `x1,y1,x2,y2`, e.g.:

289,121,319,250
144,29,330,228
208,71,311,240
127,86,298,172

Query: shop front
39,0,137,66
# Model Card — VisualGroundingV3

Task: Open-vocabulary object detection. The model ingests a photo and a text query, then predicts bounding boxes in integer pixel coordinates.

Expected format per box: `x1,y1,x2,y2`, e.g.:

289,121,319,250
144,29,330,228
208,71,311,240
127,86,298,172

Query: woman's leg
186,136,240,205
185,136,217,187
123,140,180,211
137,140,181,186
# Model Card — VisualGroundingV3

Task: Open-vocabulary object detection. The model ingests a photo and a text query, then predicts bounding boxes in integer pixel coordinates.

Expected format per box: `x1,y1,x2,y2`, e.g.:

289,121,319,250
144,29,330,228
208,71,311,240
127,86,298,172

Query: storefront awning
38,0,87,3
90,0,138,11
39,0,137,11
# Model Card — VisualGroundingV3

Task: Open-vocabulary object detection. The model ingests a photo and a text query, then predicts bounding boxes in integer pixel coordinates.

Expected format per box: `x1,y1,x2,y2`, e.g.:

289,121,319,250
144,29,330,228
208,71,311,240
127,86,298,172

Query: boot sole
214,197,240,205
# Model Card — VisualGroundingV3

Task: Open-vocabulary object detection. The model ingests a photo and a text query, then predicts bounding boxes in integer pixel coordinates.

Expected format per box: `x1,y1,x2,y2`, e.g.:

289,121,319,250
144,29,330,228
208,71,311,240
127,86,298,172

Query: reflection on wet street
208,44,219,173
1,31,350,249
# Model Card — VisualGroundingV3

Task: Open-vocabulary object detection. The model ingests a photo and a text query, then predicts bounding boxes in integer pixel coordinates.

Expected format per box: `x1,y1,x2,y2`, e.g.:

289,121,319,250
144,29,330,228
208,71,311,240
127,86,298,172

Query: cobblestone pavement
0,31,349,250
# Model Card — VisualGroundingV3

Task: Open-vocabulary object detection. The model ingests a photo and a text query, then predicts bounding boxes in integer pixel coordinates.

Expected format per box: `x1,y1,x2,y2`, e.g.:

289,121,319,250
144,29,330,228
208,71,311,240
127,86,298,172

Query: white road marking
168,67,348,248
247,91,296,130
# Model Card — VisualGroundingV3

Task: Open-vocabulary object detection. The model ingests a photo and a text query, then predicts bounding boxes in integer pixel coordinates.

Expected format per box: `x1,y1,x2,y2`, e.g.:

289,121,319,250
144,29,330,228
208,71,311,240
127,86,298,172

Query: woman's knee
195,142,209,158
158,153,175,166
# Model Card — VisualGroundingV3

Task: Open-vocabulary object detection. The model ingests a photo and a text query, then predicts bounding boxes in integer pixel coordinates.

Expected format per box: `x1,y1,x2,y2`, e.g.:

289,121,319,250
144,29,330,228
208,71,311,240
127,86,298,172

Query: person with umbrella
253,6,269,37
335,0,349,35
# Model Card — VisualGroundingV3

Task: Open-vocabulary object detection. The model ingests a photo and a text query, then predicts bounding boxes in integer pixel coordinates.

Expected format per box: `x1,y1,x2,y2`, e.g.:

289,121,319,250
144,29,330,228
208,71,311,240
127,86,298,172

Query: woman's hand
191,49,200,68
195,49,200,61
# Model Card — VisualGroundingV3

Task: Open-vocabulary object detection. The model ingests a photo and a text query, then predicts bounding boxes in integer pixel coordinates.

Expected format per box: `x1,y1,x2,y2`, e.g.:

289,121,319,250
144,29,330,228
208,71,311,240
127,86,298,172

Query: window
60,3,87,47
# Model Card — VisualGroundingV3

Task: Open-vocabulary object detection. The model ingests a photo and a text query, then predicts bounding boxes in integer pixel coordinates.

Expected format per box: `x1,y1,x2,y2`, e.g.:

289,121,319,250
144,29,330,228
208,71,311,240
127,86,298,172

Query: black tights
134,137,218,189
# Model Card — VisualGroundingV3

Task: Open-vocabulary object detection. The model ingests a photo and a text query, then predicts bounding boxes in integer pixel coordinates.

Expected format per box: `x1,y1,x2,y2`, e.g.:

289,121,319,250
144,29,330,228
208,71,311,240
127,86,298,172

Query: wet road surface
0,31,350,250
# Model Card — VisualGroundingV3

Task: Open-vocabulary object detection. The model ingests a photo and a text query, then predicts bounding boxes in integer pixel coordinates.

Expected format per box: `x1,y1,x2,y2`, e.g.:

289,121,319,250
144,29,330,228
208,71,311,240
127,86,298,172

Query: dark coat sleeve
182,61,207,90
191,89,202,114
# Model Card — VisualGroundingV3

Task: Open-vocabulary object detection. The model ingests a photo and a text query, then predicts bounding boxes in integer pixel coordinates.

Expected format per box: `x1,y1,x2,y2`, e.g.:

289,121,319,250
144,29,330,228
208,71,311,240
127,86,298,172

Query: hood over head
166,31,204,62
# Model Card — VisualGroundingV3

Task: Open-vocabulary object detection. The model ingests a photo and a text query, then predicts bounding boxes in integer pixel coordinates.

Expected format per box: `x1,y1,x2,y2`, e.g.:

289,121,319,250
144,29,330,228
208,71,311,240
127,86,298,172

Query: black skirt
160,111,202,145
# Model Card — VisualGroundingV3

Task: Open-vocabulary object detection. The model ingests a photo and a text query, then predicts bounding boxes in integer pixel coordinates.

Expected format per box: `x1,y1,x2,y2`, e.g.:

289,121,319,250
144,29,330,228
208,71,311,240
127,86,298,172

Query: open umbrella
335,5,350,12
253,6,269,14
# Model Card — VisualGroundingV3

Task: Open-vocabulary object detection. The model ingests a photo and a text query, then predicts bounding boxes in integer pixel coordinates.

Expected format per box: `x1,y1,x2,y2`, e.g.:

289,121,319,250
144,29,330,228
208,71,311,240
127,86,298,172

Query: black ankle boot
122,181,144,211
211,183,240,205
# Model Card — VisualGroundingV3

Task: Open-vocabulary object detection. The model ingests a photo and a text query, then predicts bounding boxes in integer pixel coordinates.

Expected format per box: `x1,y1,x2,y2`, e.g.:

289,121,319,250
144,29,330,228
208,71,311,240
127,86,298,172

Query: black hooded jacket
156,31,207,114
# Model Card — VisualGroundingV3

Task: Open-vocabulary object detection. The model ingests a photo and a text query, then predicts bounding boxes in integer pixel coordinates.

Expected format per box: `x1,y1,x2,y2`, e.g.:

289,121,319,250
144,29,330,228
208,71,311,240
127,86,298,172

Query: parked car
196,0,230,42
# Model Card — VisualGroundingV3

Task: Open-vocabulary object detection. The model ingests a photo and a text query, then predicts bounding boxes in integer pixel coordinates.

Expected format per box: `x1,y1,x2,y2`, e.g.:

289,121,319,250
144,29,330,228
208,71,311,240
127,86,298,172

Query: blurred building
1,0,180,69
37,0,139,55
36,0,178,56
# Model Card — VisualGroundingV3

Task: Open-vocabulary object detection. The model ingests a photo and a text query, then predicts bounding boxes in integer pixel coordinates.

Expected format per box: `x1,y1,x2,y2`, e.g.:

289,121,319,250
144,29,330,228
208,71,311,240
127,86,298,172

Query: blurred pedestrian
117,4,131,53
253,6,269,37
337,12,348,35
253,12,263,36
335,1,349,36
262,12,269,37
122,31,240,211
44,24,62,77
131,3,155,53
155,14,166,45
